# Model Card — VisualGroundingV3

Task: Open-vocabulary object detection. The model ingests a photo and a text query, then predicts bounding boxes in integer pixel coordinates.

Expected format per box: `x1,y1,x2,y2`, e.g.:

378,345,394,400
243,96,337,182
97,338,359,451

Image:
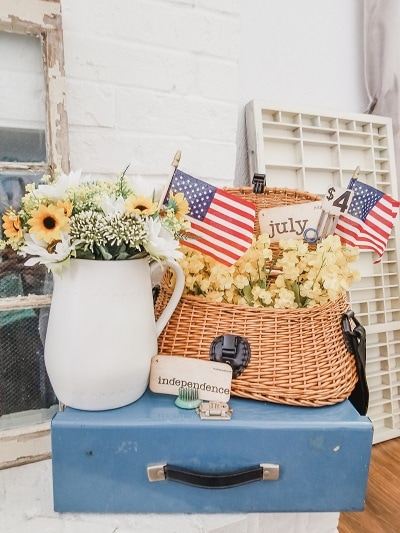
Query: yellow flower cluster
176,234,360,309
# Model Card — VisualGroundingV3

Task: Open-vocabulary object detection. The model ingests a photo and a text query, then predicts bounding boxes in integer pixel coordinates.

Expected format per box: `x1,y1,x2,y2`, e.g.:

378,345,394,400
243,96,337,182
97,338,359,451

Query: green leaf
98,245,113,260
242,284,253,304
76,249,96,260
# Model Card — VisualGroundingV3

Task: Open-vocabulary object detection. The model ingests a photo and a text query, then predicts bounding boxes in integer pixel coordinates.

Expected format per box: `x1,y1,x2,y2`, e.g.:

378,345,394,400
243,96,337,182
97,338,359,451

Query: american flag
163,169,256,266
335,179,400,259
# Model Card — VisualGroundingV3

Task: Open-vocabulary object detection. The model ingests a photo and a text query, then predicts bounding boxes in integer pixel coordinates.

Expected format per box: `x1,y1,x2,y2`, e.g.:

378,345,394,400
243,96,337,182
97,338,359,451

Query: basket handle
147,463,279,488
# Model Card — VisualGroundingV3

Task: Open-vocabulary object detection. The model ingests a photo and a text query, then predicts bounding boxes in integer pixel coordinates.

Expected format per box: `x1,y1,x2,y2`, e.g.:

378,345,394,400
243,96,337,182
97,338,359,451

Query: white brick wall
61,0,239,184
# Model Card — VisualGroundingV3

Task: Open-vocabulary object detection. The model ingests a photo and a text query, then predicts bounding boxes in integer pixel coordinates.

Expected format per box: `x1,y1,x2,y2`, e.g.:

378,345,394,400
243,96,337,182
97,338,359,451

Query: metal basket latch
252,173,266,193
209,334,251,378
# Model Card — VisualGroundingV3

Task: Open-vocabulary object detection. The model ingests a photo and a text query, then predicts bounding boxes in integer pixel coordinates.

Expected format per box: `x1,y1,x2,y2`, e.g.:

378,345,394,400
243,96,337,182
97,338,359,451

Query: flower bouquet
1,169,190,274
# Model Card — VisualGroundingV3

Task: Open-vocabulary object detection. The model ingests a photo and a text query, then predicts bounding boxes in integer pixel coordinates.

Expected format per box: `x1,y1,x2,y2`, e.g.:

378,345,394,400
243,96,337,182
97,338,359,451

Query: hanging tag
258,201,323,242
150,355,232,402
321,185,354,215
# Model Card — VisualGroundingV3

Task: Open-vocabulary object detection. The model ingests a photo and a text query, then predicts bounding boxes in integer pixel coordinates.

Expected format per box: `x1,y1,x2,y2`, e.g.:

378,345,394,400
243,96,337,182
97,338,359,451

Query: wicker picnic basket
155,187,358,407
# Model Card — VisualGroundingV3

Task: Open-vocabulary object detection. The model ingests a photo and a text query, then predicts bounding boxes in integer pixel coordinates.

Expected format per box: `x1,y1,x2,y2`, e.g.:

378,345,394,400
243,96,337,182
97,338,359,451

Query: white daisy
144,218,183,261
37,169,83,200
20,232,75,270
100,194,127,216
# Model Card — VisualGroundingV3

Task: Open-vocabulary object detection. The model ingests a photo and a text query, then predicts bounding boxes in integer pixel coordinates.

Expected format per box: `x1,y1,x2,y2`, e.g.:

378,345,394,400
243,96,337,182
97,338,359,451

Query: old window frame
0,0,69,469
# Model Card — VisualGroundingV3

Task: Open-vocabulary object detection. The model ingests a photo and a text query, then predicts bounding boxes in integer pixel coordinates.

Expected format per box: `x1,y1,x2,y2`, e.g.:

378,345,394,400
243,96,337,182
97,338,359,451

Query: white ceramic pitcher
44,257,184,410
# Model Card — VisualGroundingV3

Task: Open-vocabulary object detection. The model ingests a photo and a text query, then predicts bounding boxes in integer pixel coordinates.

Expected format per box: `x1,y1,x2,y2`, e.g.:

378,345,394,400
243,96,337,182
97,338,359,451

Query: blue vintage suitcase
51,389,373,513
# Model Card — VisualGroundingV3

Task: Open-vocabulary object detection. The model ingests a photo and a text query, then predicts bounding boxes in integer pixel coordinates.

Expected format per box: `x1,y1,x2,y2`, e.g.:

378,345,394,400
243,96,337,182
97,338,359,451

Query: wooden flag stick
352,165,360,180
158,150,181,208
171,150,181,171
348,165,360,190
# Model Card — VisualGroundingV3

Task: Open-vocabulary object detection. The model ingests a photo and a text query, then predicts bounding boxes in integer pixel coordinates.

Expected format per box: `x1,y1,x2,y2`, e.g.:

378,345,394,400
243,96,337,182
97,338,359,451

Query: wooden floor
338,437,400,533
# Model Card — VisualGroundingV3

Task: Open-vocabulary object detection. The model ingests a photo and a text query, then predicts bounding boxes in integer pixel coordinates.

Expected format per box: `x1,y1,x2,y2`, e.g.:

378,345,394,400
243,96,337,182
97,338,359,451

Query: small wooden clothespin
252,173,266,194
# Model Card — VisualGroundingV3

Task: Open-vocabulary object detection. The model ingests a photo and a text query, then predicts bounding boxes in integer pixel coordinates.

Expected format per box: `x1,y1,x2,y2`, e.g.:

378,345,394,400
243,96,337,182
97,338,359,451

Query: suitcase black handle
147,463,279,488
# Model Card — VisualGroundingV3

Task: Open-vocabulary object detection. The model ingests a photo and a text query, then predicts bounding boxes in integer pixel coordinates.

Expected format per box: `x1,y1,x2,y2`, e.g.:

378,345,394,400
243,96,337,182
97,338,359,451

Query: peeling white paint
0,0,61,31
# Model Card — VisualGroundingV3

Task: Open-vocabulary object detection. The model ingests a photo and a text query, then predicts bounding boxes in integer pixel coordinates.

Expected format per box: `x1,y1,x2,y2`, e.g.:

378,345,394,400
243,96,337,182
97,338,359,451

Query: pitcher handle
150,259,184,337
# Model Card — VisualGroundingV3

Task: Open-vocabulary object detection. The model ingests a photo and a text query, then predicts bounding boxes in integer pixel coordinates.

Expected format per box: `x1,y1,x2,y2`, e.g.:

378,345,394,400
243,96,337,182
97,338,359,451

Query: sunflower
167,191,189,218
125,195,158,216
2,211,23,240
57,199,73,217
28,204,70,243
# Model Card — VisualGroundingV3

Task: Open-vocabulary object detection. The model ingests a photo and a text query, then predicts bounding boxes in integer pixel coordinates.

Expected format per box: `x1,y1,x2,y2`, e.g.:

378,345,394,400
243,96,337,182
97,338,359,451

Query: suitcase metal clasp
196,401,233,420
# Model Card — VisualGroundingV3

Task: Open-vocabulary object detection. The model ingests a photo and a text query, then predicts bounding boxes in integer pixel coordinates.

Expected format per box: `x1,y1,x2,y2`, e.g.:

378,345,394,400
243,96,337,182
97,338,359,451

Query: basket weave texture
155,187,358,406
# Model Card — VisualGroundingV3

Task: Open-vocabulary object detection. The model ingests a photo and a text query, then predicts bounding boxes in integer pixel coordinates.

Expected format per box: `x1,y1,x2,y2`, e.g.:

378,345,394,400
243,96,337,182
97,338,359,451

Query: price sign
322,186,354,215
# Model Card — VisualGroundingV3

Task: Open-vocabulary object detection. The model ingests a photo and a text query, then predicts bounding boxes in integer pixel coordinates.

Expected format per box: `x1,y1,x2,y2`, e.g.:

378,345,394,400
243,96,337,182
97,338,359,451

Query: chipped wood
0,1,61,34
0,162,49,172
0,294,52,311
0,423,53,470
0,452,51,471
43,28,70,173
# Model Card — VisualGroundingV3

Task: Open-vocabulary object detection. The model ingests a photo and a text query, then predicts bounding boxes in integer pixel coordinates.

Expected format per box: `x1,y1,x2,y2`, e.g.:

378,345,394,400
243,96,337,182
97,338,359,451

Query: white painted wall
1,0,369,530
235,0,368,184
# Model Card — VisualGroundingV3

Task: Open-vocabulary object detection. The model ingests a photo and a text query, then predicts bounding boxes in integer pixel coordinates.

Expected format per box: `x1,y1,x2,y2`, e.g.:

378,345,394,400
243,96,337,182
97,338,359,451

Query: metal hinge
196,401,233,420
261,463,280,480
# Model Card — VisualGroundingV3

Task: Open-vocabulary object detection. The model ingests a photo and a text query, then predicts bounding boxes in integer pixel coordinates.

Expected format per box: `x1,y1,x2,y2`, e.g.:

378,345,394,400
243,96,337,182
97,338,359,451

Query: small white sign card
150,355,232,402
258,201,323,242
320,185,354,215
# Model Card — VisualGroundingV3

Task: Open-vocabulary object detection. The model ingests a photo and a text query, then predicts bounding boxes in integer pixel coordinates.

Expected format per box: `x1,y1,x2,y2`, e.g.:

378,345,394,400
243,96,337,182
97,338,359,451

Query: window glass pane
1,170,44,211
0,32,47,162
0,171,52,297
0,306,55,418
1,174,56,422
0,127,46,163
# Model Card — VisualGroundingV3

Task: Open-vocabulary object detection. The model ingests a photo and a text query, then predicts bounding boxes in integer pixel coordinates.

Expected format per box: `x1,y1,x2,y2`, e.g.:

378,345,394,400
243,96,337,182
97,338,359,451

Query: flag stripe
336,219,386,252
369,198,399,222
378,197,400,217
364,216,391,240
182,239,235,266
336,213,387,245
368,210,394,232
187,233,242,262
188,209,253,239
210,195,255,231
336,215,388,255
188,218,250,256
213,189,256,217
336,233,385,255
199,210,254,243
206,207,254,236
338,234,384,255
